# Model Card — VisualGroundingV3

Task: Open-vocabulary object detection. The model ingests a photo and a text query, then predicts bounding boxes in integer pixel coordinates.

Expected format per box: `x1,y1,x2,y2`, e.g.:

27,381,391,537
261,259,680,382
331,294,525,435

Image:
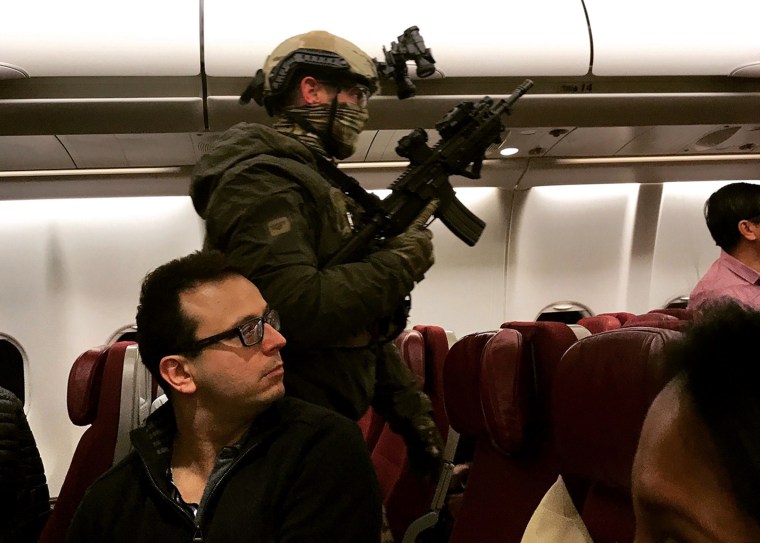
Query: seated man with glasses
190,30,443,482
65,250,382,543
688,182,760,311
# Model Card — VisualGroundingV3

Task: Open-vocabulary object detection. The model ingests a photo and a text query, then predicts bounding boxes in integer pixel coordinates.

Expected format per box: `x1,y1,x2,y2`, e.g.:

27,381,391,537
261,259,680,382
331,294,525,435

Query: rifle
325,79,534,267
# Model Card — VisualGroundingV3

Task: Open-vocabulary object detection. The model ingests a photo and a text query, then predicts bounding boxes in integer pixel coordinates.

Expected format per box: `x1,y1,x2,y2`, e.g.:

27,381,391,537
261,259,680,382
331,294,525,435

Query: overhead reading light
496,129,520,157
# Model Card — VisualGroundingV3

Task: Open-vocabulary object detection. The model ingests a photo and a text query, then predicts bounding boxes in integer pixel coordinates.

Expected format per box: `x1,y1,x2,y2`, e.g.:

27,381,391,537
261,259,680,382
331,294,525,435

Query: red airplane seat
552,328,680,543
622,312,688,331
577,314,621,334
445,323,573,543
412,324,451,440
357,407,384,452
40,342,130,543
40,341,155,543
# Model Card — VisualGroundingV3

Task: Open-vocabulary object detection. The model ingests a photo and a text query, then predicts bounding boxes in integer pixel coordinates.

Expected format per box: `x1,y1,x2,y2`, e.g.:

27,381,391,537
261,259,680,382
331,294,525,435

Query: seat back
552,328,680,543
40,341,153,543
446,322,578,543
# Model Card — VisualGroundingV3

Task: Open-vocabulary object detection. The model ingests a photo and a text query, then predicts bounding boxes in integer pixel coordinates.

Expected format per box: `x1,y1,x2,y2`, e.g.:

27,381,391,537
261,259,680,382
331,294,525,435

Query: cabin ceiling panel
543,127,653,157
1,1,200,76
203,0,591,78
58,134,201,169
0,136,75,171
584,0,760,77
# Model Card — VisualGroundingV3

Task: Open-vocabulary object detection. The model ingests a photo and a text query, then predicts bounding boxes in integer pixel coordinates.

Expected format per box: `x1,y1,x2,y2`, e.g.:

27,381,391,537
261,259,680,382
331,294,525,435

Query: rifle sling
313,154,381,214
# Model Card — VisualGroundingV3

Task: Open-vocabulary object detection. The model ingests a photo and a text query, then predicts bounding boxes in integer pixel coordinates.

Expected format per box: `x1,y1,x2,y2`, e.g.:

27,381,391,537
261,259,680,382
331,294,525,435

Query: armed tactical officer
190,30,443,477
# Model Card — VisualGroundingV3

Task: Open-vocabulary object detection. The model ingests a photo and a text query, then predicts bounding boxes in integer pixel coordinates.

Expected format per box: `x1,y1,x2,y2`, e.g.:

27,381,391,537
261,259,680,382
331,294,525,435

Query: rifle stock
325,79,534,267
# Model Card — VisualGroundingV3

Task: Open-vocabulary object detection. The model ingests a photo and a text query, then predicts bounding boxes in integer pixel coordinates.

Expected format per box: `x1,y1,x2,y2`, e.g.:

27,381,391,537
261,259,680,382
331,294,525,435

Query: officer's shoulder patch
268,216,291,237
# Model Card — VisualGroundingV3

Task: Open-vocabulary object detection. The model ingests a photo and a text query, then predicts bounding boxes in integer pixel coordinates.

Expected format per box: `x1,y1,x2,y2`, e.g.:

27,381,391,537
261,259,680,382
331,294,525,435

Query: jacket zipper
141,439,266,542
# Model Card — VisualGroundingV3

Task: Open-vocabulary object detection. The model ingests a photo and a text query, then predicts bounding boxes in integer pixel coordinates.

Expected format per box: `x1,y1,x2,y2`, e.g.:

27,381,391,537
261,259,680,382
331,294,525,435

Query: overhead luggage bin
203,0,592,132
204,0,591,78
1,1,199,76
585,0,760,76
0,0,204,136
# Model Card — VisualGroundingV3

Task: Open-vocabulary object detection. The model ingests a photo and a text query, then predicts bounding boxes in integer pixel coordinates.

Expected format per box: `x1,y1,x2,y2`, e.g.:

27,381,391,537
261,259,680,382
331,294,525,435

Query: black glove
404,414,444,480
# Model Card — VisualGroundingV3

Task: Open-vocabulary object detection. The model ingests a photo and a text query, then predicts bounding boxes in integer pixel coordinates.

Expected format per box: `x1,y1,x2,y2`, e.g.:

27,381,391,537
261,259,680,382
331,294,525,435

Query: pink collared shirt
688,250,760,310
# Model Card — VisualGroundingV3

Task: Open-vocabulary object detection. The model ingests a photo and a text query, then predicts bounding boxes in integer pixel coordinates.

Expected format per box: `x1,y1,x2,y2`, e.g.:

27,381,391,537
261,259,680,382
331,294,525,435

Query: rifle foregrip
438,196,486,246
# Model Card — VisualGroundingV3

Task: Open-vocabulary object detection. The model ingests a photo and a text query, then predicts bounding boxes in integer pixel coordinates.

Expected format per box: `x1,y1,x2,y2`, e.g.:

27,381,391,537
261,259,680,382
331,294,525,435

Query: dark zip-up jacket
0,386,50,543
64,398,382,543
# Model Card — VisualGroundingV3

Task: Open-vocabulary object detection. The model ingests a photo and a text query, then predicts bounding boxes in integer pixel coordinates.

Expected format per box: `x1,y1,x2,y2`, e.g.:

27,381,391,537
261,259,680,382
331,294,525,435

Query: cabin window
535,301,593,324
663,295,689,309
107,325,137,345
0,334,27,405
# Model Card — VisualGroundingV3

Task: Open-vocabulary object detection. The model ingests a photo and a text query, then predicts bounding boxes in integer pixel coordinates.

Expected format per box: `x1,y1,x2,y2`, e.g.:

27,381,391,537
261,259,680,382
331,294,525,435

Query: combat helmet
240,30,379,115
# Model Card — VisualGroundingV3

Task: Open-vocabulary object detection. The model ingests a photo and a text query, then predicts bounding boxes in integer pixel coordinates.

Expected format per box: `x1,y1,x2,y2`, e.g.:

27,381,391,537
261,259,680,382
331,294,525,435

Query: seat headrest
601,312,636,325
443,331,496,437
623,312,677,326
552,328,680,490
395,329,425,387
413,324,449,384
479,328,529,454
647,308,694,320
577,315,621,334
67,345,110,426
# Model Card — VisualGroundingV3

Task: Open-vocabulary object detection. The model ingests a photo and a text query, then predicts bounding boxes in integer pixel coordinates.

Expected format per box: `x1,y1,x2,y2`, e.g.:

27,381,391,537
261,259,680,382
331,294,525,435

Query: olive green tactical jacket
190,122,430,422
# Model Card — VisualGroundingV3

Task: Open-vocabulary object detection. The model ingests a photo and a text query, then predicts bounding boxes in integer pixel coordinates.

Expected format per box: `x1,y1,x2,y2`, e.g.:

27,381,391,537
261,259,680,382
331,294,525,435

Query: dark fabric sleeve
205,168,417,347
279,415,382,543
15,401,50,542
0,389,50,543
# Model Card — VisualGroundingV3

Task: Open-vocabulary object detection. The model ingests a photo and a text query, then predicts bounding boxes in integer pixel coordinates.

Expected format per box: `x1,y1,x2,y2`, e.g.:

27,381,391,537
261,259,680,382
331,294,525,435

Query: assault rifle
325,79,534,267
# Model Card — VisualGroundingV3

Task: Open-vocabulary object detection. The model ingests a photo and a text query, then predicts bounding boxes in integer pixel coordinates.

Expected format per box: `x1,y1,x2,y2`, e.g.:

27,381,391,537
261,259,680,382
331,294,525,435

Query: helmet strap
322,96,342,158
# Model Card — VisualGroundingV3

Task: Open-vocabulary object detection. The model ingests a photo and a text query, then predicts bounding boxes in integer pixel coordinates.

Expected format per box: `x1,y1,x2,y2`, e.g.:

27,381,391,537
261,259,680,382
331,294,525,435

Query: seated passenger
0,385,50,543
688,182,760,310
65,251,382,543
632,300,760,542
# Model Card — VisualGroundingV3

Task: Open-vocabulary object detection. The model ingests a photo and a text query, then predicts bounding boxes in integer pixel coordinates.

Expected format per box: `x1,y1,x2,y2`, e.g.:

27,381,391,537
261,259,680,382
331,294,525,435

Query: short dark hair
135,251,245,391
663,299,760,525
704,182,760,252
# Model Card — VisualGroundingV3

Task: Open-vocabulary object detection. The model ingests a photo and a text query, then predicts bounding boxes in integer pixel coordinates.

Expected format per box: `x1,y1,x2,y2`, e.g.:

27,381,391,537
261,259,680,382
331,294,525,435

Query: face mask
276,101,369,159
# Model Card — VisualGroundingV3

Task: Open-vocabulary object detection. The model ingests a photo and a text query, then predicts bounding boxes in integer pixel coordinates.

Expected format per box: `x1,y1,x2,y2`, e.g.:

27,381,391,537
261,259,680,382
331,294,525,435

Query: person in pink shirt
688,182,760,311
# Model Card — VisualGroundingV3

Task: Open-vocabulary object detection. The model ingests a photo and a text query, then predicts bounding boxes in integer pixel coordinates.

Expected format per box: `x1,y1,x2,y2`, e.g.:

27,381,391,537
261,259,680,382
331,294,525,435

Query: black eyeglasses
187,309,280,352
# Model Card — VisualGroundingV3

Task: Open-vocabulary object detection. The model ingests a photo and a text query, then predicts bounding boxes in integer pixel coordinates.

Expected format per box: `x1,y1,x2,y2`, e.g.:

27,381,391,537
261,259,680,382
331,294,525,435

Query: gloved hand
404,414,445,480
383,200,438,282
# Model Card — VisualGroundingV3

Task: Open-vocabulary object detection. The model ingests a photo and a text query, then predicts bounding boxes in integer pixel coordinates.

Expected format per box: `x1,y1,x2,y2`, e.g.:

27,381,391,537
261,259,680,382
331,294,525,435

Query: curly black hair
663,299,760,525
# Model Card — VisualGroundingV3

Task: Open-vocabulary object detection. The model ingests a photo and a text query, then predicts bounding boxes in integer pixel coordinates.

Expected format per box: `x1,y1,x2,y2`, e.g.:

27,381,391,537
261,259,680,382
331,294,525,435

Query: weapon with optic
326,78,534,267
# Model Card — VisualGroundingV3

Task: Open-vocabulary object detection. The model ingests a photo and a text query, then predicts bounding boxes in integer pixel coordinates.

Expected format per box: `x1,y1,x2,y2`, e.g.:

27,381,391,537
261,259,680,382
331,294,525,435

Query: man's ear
738,219,759,241
159,355,197,396
299,76,325,105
